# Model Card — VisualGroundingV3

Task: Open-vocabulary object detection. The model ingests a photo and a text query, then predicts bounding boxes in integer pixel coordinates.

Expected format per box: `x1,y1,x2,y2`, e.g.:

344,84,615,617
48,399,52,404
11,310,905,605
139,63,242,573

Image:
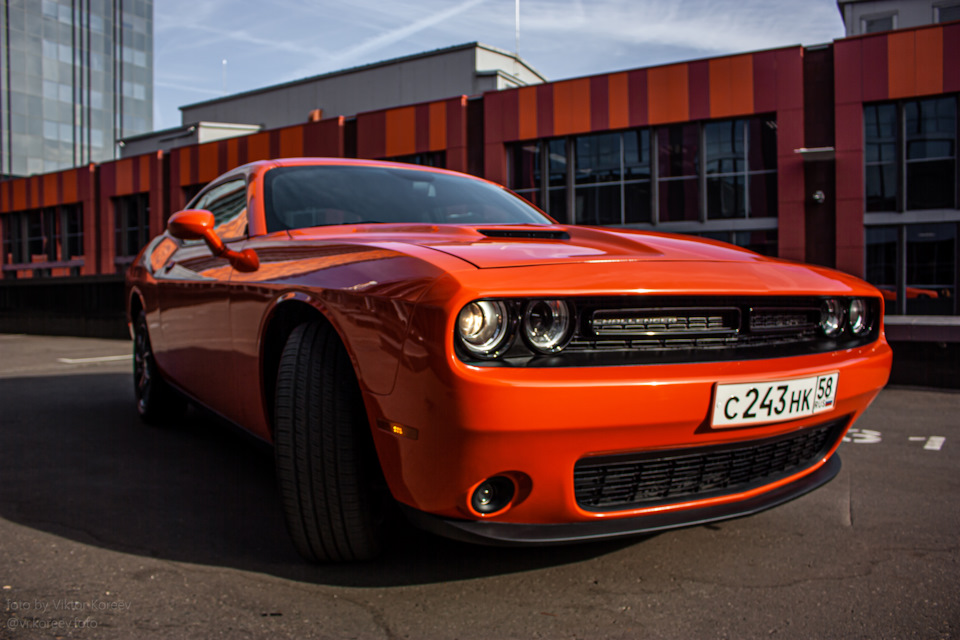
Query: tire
274,322,388,562
133,311,187,424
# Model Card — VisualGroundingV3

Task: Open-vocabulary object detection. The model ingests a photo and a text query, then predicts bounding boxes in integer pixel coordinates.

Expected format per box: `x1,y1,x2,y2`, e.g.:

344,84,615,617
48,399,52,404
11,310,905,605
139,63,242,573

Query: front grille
573,416,849,512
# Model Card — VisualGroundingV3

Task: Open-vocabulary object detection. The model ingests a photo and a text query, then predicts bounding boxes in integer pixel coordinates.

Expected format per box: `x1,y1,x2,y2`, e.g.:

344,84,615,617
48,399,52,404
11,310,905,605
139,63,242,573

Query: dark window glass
390,151,446,168
197,179,247,238
63,205,83,259
906,97,956,160
864,103,899,212
907,160,956,210
548,187,567,222
733,229,778,256
864,15,894,33
906,223,956,314
2,215,15,265
509,142,540,191
938,5,960,22
114,193,149,257
905,97,956,210
575,133,621,184
264,165,553,231
547,139,567,188
26,211,44,257
575,184,621,225
865,226,898,289
748,118,778,172
659,179,699,222
749,171,778,218
623,129,651,180
624,181,652,224
705,120,744,175
707,175,745,219
659,124,699,179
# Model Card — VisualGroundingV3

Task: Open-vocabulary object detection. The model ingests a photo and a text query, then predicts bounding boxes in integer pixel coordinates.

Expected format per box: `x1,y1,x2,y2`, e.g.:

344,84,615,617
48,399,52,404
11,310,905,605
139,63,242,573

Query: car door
156,178,249,423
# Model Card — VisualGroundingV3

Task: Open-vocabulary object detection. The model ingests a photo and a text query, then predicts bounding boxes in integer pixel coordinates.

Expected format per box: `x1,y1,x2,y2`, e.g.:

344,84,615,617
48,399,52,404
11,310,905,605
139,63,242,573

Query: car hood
289,224,768,269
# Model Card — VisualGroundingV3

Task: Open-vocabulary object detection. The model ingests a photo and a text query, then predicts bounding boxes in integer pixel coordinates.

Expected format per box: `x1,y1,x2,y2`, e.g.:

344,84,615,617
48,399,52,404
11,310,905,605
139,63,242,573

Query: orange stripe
916,27,943,95
728,54,754,116
385,106,416,157
12,180,26,211
62,170,77,203
647,63,689,124
198,142,219,182
553,78,591,135
279,126,304,157
428,101,447,151
117,159,133,195
888,31,916,98
42,173,57,206
608,72,630,129
517,86,538,140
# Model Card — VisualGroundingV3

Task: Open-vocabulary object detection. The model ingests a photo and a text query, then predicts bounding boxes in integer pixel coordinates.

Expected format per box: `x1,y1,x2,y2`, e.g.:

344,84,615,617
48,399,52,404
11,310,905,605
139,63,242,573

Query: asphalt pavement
0,333,957,639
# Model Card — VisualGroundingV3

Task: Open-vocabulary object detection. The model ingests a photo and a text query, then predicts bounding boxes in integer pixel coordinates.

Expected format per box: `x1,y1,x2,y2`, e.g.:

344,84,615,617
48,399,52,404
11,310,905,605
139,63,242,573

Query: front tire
274,322,387,562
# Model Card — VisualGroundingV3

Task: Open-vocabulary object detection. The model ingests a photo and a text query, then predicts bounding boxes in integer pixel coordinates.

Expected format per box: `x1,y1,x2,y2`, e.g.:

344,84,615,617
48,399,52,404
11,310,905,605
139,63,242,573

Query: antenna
514,0,520,78
222,59,228,95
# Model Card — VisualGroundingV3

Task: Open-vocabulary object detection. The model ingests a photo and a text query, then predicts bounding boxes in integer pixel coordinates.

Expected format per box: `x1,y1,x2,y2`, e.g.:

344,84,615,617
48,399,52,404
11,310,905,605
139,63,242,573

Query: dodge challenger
126,158,892,562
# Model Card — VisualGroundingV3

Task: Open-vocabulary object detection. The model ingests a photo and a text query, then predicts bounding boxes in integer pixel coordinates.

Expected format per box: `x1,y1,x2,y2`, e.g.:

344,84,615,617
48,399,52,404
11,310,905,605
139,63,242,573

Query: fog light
819,299,844,337
470,476,515,514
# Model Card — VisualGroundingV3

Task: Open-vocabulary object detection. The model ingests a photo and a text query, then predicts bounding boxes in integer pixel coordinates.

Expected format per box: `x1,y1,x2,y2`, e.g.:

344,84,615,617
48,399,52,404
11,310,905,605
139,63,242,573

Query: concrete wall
180,44,543,130
840,0,955,35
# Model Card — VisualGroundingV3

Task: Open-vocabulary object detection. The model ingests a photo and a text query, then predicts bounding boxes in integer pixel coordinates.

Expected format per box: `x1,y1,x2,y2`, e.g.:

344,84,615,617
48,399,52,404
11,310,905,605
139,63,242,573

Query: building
178,42,545,131
0,0,153,177
1,22,958,323
838,0,960,35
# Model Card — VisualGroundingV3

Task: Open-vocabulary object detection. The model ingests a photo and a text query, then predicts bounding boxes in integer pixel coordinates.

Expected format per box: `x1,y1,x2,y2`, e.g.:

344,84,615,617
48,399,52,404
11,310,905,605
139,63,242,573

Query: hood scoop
478,228,570,240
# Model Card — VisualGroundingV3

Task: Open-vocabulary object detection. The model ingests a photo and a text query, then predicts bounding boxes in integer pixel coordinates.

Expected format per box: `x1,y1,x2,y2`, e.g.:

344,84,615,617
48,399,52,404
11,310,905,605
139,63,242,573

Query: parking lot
0,333,957,639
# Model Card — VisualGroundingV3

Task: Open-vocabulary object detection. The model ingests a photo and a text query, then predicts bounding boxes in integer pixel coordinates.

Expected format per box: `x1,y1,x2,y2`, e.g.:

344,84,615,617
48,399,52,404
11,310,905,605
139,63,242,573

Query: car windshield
263,164,552,232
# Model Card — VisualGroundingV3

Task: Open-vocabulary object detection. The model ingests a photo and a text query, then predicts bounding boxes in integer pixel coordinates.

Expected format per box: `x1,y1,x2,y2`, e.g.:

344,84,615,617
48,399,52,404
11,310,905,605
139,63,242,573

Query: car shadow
0,372,640,587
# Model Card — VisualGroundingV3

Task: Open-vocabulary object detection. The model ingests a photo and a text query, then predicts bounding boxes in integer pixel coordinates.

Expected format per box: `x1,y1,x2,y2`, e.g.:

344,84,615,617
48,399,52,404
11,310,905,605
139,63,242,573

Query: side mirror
167,209,259,273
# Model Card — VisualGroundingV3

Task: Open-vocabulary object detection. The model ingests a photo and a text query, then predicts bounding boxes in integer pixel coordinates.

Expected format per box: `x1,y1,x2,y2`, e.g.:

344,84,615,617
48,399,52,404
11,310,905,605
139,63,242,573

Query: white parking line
57,355,131,364
924,437,946,451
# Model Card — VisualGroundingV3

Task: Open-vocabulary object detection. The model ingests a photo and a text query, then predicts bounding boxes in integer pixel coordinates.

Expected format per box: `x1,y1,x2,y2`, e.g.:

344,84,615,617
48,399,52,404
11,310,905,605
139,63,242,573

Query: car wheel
133,311,187,424
274,322,388,562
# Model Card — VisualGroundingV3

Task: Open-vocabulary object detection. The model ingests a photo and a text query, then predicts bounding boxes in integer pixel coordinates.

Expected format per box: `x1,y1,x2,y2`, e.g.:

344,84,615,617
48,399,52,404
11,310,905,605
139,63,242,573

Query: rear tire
133,311,187,424
274,322,387,562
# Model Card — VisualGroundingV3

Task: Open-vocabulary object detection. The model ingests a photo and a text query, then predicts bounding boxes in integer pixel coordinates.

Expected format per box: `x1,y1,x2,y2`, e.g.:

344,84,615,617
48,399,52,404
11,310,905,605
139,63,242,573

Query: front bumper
400,454,841,545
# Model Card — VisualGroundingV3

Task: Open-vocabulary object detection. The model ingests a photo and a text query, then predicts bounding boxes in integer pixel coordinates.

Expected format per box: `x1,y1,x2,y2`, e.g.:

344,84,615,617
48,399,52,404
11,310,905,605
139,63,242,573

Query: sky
152,0,847,131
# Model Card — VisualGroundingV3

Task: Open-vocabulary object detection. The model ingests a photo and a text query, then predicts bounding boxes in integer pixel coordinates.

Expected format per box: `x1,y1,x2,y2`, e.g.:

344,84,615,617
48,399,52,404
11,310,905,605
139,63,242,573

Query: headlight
522,299,572,353
820,299,844,337
457,300,511,357
848,298,870,335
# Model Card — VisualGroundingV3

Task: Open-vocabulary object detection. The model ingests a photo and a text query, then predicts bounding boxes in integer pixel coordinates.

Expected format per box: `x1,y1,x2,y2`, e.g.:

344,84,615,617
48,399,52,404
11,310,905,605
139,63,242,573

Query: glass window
114,194,149,258
865,104,899,212
508,142,541,209
863,15,895,33
658,124,700,222
546,138,568,221
196,179,248,239
906,223,956,314
575,133,622,225
936,4,960,22
62,205,83,260
905,97,956,210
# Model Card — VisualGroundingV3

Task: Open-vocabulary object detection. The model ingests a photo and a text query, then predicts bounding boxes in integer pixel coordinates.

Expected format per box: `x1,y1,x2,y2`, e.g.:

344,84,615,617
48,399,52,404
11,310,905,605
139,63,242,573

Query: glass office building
0,0,153,177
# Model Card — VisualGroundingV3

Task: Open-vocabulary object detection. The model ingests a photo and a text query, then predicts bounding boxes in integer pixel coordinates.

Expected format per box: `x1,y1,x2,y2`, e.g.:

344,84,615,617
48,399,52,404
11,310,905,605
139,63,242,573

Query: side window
195,179,248,241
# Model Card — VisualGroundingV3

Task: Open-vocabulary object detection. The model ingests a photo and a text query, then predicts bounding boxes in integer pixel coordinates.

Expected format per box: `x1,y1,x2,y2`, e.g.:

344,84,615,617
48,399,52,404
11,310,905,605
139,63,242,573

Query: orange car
126,158,891,562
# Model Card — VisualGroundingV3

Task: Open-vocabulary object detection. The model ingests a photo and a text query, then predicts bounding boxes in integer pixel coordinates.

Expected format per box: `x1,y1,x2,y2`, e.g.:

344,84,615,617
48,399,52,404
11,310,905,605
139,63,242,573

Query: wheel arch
259,294,338,436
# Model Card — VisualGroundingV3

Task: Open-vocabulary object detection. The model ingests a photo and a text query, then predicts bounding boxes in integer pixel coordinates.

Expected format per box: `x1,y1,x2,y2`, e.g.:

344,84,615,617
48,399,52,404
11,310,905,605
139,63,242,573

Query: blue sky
153,0,846,131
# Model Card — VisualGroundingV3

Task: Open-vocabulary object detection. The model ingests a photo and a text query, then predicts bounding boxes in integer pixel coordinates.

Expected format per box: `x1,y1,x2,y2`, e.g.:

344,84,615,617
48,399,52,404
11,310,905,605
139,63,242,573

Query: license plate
712,372,839,428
